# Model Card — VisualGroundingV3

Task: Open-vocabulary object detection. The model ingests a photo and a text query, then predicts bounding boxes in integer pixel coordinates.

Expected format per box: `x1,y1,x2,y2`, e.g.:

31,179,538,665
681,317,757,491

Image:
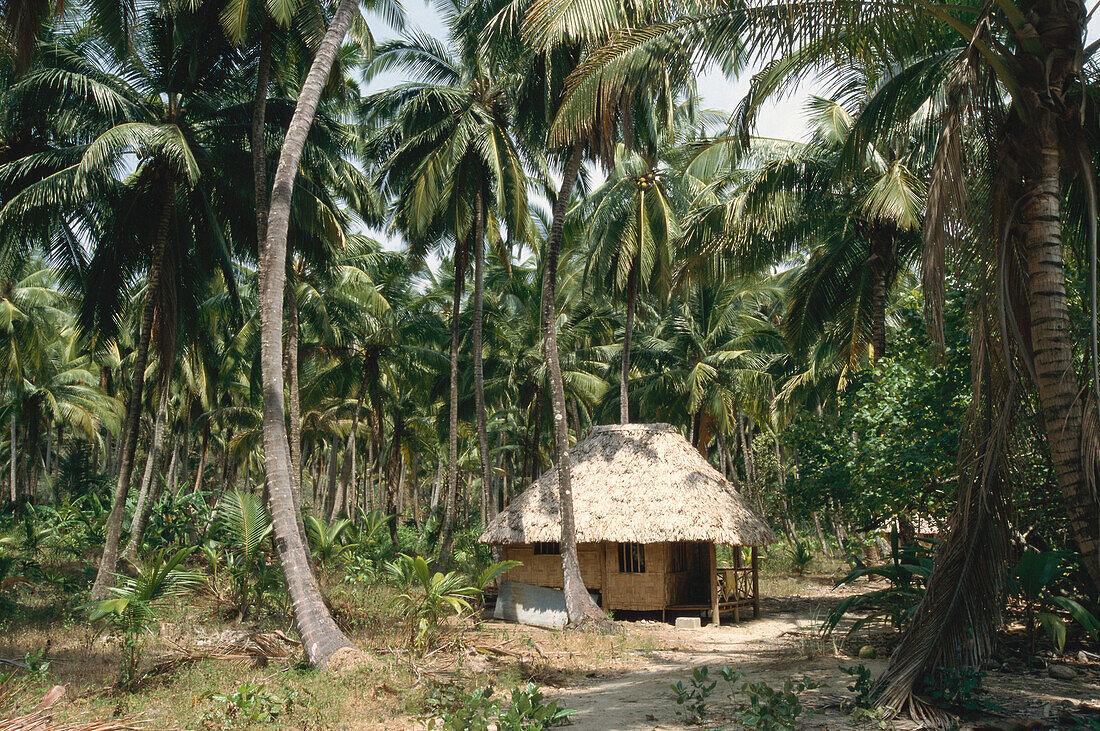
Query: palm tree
256,0,361,668
367,2,530,559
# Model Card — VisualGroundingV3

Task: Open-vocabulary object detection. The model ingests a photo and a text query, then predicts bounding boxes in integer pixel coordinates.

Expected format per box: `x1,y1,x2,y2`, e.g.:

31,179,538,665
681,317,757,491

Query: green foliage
386,553,482,648
785,541,814,576
212,490,276,619
305,515,358,571
1008,550,1100,654
205,683,300,726
734,677,816,731
920,666,998,715
88,547,203,688
840,664,875,709
427,683,572,730
824,540,933,636
671,665,720,722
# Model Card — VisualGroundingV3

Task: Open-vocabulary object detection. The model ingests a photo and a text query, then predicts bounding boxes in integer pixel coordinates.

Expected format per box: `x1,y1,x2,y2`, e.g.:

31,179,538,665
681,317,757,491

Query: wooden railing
716,567,753,605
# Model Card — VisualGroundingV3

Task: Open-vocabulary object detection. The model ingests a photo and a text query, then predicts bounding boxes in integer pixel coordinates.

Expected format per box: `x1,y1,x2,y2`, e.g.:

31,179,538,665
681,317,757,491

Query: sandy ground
503,583,1100,731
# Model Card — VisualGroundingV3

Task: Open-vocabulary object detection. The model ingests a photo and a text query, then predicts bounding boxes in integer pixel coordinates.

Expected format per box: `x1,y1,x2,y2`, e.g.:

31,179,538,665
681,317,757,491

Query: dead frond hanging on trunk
874,304,1014,726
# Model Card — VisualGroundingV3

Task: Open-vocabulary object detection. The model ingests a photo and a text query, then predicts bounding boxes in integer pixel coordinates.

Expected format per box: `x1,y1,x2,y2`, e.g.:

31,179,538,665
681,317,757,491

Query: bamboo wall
502,543,604,590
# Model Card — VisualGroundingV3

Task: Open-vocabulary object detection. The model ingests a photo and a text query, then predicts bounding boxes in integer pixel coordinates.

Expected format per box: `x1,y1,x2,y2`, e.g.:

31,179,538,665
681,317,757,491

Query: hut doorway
668,542,709,606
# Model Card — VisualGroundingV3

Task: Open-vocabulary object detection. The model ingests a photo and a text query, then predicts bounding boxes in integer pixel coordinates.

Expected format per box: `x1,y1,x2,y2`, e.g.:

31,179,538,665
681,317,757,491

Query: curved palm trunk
122,375,171,563
620,266,637,424
437,244,469,560
258,0,357,667
472,193,494,528
92,184,174,600
543,142,604,625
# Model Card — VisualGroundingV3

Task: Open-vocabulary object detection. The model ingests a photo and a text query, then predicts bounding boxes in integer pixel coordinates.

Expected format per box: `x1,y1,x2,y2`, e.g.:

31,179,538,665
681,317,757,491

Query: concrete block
675,616,702,629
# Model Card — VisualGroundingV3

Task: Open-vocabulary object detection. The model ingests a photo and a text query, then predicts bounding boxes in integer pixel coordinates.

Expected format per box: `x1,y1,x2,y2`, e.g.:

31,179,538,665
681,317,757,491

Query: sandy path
555,599,873,730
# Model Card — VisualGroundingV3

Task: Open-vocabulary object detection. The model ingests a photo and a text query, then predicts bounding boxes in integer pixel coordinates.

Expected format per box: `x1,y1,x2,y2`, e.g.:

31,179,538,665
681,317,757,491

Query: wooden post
751,547,760,618
710,542,720,627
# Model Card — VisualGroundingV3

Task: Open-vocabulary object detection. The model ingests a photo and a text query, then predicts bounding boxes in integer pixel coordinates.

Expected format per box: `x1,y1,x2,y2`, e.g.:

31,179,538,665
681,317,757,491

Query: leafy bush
920,665,998,715
305,515,358,571
211,490,276,619
1008,549,1100,654
735,677,815,730
88,547,204,688
785,542,814,575
427,683,572,730
206,682,300,726
671,665,729,723
386,554,481,648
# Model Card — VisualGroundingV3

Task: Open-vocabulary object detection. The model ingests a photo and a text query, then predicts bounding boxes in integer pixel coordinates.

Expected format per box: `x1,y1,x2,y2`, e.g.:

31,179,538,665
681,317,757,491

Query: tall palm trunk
471,192,494,528
258,0,357,666
437,244,469,560
620,266,637,424
543,142,603,625
335,358,369,524
92,183,174,600
869,228,894,362
122,376,171,563
9,410,15,503
1020,112,1100,585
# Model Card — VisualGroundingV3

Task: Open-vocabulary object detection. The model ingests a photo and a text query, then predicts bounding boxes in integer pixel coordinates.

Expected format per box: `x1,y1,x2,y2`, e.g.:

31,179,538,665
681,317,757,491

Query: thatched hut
479,423,776,625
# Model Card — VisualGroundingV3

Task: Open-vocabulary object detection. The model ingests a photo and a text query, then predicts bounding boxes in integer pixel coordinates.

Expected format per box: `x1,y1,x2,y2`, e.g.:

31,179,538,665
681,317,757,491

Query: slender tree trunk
869,229,893,362
620,266,637,425
471,192,494,532
122,376,171,563
437,243,469,560
543,142,604,625
9,411,16,504
257,0,357,666
385,411,403,547
192,426,209,494
1018,112,1100,585
91,184,174,600
336,360,369,523
285,282,309,546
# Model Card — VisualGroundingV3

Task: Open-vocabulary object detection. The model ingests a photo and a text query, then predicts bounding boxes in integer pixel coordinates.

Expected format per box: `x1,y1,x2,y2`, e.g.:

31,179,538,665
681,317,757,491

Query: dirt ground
482,579,1100,730
4,575,1099,729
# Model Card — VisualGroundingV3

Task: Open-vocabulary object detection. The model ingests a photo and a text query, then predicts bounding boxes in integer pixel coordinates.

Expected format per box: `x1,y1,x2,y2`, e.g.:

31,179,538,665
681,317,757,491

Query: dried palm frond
874,300,1015,726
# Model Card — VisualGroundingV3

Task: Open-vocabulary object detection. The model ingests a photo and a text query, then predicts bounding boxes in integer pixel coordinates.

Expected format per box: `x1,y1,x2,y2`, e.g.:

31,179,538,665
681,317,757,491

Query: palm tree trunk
620,266,637,424
91,184,174,600
257,0,357,666
285,286,305,515
471,191,494,531
543,142,604,625
336,359,369,523
869,228,893,362
385,410,403,547
9,410,15,504
122,376,171,563
1019,112,1100,586
192,425,208,494
437,243,469,560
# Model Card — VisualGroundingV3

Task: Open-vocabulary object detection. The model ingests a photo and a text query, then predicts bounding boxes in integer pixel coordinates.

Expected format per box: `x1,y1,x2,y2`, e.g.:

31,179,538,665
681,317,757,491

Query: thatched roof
480,423,776,546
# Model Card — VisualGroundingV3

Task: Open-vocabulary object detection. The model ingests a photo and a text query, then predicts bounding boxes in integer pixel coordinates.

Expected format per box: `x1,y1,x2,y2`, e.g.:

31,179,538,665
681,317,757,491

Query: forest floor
2,567,1099,729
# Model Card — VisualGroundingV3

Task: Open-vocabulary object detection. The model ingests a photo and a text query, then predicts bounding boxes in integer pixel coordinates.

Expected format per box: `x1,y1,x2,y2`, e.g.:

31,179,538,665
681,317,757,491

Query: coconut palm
366,0,530,559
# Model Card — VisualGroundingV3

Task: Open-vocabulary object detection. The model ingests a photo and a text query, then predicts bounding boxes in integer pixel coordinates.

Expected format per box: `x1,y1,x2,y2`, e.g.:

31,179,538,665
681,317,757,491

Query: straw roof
480,423,776,546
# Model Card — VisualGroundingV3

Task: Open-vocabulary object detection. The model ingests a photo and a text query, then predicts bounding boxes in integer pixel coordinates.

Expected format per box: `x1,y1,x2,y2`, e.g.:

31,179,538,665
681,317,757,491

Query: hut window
617,543,646,573
533,542,560,555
